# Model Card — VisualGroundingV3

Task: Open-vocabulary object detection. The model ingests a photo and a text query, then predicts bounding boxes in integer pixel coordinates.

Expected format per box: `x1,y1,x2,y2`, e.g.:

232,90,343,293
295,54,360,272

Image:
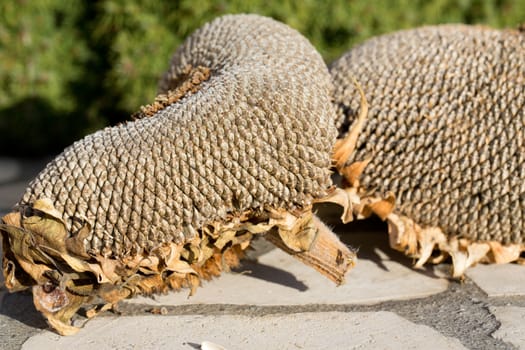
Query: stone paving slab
126,242,449,307
22,312,467,350
1,157,525,349
490,306,525,349
466,264,525,297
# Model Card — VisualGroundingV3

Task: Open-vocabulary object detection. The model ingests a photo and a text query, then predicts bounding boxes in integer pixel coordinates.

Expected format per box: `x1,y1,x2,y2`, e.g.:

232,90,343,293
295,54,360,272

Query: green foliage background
1,0,524,156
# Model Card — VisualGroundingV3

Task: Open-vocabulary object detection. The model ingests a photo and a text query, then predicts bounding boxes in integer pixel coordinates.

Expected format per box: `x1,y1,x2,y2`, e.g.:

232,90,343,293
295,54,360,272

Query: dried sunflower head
330,24,525,277
1,14,354,335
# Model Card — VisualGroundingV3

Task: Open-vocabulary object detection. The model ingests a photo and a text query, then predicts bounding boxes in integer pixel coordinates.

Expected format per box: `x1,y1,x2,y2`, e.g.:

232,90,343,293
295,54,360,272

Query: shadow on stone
234,260,309,292
333,217,446,280
0,290,48,330
234,215,446,290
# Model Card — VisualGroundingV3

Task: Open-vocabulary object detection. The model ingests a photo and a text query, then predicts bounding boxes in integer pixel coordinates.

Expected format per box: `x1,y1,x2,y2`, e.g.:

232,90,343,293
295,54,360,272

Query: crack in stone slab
23,312,468,350
0,215,521,350
1,272,521,350
112,278,516,350
387,279,513,350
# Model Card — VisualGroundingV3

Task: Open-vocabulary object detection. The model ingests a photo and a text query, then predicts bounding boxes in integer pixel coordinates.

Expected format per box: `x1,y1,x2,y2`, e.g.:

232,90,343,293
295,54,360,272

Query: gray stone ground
0,157,524,349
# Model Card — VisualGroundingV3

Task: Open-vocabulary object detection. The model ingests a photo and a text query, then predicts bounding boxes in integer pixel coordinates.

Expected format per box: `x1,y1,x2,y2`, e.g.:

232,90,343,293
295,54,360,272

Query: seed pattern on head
330,25,525,245
20,14,338,258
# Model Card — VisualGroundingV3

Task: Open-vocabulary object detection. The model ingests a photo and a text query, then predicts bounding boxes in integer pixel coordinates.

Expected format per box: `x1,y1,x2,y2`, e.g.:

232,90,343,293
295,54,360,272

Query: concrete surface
0,157,524,350
491,306,525,349
22,312,467,350
466,264,525,297
126,240,448,307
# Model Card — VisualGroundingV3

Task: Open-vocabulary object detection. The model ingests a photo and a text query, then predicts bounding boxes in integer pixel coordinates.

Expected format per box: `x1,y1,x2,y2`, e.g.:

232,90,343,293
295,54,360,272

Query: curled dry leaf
1,197,355,334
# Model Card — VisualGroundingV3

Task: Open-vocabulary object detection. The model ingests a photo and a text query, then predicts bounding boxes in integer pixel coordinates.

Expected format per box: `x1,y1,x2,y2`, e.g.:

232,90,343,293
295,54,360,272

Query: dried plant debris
132,65,211,120
330,24,525,276
1,14,355,335
201,341,227,350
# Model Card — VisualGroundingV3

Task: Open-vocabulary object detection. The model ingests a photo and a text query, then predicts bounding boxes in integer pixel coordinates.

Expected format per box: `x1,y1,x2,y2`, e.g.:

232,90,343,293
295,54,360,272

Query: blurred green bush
1,0,524,156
